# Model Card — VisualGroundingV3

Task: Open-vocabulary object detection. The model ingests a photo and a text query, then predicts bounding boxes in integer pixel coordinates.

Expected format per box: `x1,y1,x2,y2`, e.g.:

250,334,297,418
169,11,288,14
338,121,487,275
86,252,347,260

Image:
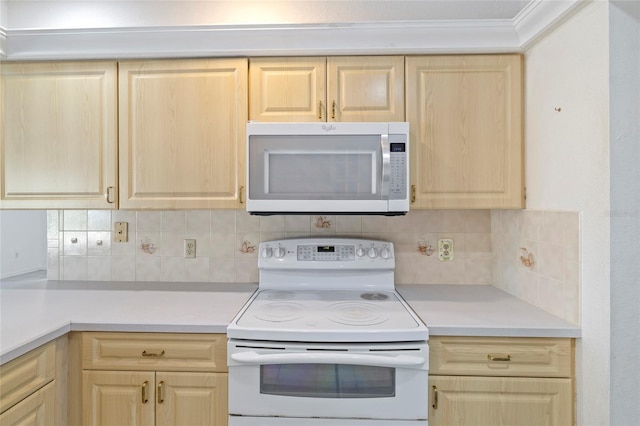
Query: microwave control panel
389,134,408,200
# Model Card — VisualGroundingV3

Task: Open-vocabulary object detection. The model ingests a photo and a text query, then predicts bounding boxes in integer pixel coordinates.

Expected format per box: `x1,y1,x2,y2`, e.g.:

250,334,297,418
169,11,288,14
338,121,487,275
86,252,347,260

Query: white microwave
246,122,409,215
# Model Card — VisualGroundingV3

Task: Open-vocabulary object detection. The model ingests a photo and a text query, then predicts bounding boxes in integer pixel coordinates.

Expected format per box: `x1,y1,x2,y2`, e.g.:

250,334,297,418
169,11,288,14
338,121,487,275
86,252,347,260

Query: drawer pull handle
432,385,438,409
487,354,511,362
141,381,149,404
158,381,165,404
142,350,165,357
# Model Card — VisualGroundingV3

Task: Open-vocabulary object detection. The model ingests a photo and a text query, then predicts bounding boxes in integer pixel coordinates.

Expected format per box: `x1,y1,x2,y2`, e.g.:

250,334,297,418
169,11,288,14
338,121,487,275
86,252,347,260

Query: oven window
260,364,395,398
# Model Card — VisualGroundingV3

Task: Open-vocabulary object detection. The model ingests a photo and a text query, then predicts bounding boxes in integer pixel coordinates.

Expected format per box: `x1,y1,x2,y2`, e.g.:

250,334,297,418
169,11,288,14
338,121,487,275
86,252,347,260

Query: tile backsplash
47,209,493,285
491,210,581,325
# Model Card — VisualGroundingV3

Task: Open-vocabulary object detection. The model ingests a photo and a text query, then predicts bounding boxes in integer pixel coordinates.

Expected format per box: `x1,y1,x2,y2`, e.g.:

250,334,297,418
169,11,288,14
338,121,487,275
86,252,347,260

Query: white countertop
0,278,257,364
1,278,579,365
397,284,581,338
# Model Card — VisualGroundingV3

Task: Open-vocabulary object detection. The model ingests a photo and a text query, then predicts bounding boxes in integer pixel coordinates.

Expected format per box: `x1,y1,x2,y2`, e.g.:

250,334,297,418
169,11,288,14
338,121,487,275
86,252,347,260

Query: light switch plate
114,222,128,242
438,238,454,262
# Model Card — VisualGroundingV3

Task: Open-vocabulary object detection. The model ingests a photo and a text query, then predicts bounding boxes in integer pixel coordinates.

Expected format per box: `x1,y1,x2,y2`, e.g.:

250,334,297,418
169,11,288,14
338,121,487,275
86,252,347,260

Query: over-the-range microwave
246,121,409,215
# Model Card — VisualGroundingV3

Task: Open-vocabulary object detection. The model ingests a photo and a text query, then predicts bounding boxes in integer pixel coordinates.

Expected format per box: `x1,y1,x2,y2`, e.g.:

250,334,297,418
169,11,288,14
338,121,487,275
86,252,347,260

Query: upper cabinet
119,58,248,209
249,56,404,122
406,55,524,209
0,61,118,209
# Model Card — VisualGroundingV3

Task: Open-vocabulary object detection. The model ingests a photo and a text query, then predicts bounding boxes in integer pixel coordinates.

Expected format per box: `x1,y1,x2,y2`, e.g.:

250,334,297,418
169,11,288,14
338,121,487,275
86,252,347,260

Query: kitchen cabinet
0,61,118,209
406,55,524,209
80,332,228,426
249,56,404,122
0,341,57,426
119,58,247,209
428,336,573,426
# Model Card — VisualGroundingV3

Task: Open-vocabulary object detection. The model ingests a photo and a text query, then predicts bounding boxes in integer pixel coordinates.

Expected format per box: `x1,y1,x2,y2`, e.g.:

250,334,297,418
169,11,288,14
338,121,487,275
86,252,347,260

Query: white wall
609,1,640,424
524,2,610,424
0,210,47,279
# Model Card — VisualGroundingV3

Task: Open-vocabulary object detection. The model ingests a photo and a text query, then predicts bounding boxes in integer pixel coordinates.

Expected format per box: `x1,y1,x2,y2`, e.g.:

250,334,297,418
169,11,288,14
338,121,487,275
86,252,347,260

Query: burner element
327,302,389,326
254,302,305,322
265,291,296,300
361,292,390,301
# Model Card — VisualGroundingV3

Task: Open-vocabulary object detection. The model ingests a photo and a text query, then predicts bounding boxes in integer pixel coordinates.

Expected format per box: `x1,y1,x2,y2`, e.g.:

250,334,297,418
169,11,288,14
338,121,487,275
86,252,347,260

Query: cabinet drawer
0,342,56,413
429,337,573,378
81,333,227,372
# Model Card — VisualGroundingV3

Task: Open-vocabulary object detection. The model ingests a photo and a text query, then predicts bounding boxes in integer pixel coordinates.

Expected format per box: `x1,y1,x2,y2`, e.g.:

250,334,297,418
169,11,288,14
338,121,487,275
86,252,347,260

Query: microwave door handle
230,351,426,368
380,133,391,199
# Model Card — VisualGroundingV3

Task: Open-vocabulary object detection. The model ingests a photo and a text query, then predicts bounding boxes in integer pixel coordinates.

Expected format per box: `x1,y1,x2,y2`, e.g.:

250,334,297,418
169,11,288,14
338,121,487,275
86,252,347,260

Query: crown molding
514,0,588,50
1,1,588,60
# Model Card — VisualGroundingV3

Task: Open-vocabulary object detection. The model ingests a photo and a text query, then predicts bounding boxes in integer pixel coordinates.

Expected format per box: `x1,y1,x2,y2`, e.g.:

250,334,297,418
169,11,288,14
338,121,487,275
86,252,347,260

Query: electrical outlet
438,238,454,262
184,239,196,258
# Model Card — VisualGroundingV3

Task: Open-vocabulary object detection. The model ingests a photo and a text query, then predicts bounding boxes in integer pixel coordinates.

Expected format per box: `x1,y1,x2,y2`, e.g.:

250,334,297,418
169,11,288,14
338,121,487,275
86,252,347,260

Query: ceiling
2,1,533,29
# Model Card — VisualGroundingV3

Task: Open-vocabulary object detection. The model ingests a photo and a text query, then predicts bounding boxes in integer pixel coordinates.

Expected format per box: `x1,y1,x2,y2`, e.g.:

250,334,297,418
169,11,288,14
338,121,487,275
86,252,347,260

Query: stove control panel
298,244,355,261
259,238,394,269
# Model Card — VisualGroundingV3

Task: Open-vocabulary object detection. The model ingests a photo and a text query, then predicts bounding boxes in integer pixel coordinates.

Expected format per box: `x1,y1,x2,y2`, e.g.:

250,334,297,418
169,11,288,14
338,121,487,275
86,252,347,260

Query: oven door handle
230,351,426,368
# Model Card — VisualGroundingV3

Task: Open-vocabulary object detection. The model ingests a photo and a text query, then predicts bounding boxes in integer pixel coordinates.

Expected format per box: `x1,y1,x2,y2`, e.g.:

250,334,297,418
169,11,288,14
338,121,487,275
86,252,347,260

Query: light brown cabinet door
119,58,248,209
250,56,404,122
0,381,55,426
406,55,524,209
327,56,404,122
155,372,227,426
429,376,572,426
83,371,155,426
249,57,326,122
0,61,118,209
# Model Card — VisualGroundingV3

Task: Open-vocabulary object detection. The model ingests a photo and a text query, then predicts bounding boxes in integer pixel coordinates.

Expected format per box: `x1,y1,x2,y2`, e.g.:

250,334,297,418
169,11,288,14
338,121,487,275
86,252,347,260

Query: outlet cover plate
438,238,454,262
114,222,128,242
184,239,196,258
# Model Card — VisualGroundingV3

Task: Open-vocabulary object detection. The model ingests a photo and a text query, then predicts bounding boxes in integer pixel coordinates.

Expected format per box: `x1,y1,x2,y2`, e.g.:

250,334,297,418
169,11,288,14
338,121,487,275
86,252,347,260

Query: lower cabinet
83,371,227,426
0,341,57,426
0,381,56,425
428,337,574,426
80,332,228,426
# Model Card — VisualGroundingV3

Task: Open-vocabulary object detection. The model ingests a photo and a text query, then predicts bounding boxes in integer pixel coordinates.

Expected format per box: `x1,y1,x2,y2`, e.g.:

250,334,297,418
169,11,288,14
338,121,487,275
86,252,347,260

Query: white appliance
227,238,429,425
246,122,409,215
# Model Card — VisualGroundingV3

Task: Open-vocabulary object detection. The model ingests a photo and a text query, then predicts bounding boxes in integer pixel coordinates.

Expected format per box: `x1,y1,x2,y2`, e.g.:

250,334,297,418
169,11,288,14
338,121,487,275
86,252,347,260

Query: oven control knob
274,247,286,259
356,247,365,257
380,247,391,259
367,247,378,258
261,247,273,258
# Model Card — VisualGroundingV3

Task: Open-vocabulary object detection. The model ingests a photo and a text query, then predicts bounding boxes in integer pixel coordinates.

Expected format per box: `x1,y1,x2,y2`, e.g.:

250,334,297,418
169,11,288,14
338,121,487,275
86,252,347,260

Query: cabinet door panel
429,376,572,426
155,372,227,426
327,56,404,122
119,59,247,209
407,55,523,209
1,61,117,209
83,371,155,426
0,342,55,413
0,381,55,426
249,57,326,122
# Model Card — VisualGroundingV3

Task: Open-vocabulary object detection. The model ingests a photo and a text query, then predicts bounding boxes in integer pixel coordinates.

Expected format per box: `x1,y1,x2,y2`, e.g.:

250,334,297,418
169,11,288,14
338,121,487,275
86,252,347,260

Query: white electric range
227,238,429,425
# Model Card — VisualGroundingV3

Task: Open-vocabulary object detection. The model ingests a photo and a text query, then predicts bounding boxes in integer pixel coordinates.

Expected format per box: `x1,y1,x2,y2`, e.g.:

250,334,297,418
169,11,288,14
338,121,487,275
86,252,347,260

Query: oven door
228,340,428,422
